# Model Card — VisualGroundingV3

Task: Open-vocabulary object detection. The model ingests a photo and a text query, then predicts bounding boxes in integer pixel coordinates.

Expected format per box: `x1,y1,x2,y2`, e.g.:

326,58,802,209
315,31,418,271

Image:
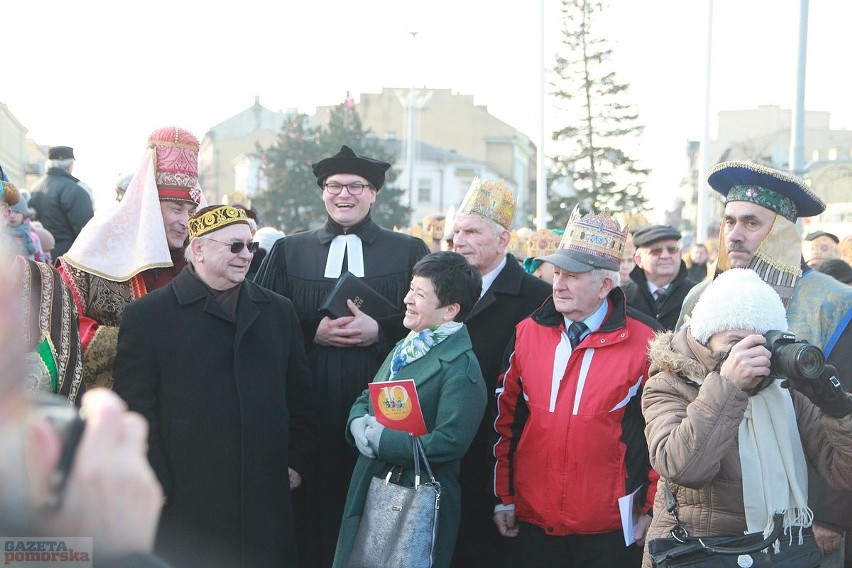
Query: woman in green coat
334,251,488,568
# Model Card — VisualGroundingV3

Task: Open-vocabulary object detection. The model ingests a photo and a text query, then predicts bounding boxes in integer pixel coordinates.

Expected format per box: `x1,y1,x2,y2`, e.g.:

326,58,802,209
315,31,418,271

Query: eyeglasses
323,182,372,196
202,238,260,254
643,245,681,257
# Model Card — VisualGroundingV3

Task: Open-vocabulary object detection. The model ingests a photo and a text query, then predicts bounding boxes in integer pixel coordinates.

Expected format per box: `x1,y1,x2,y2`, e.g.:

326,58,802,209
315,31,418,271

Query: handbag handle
663,482,786,555
410,434,436,488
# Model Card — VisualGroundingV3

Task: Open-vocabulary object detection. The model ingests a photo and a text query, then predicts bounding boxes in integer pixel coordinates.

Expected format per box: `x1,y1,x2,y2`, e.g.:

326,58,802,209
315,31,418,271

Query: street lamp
407,31,418,215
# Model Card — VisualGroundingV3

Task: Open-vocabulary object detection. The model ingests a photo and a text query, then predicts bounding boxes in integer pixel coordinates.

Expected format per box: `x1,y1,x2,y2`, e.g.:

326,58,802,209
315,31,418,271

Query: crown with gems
526,228,562,259
556,206,627,269
457,177,516,230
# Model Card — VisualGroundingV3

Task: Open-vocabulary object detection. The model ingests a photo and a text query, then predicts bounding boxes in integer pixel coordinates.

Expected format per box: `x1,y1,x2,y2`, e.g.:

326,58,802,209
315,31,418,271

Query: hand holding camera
33,389,164,559
784,364,852,419
763,331,852,419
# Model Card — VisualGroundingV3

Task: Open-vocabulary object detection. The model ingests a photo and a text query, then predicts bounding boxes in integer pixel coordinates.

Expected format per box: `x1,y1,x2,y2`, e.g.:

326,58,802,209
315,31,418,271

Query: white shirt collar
479,255,508,298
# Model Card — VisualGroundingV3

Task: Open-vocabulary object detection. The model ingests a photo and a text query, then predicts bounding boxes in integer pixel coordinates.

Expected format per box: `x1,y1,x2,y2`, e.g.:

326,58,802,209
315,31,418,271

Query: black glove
785,364,852,419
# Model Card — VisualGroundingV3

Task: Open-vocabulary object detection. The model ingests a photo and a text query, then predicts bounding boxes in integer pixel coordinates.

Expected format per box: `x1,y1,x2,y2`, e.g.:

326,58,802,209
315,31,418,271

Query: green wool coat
333,326,487,568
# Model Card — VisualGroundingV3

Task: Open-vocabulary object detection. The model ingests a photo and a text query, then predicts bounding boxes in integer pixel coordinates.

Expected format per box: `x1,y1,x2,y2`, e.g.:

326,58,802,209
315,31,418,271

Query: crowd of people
1,138,850,568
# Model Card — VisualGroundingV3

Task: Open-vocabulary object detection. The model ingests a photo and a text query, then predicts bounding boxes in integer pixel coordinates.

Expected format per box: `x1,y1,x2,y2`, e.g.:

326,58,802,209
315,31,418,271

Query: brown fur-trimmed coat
640,328,852,568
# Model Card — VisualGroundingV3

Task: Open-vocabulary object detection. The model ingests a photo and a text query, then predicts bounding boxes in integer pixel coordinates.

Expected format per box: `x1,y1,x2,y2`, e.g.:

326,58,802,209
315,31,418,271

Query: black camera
763,330,825,381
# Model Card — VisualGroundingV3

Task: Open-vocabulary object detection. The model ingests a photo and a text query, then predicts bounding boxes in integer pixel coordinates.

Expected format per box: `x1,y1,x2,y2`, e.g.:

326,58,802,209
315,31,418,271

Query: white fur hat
690,268,788,344
253,226,285,252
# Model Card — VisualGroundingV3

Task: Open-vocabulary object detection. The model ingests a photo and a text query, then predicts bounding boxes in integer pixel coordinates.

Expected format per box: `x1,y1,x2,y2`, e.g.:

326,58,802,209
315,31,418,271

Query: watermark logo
2,538,92,567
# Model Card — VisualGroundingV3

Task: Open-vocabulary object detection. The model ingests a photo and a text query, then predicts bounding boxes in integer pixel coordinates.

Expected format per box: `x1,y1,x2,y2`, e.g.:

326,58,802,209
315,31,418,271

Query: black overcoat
113,267,317,568
29,168,93,258
254,217,429,566
624,260,696,331
453,255,552,567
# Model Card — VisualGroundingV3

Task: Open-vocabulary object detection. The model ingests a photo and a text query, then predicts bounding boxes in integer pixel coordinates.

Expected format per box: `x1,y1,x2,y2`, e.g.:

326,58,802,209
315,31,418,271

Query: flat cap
48,146,75,160
804,230,839,244
632,225,681,248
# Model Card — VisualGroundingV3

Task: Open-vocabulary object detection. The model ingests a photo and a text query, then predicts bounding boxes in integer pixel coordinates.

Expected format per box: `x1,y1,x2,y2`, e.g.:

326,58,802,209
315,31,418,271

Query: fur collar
648,328,719,385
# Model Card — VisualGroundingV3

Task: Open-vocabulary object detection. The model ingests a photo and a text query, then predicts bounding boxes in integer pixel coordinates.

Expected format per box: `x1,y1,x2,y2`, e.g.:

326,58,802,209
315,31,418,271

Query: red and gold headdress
148,126,202,205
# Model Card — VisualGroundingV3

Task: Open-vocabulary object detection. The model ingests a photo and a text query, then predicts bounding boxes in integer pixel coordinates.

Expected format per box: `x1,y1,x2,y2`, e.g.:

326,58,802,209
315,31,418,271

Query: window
418,179,432,203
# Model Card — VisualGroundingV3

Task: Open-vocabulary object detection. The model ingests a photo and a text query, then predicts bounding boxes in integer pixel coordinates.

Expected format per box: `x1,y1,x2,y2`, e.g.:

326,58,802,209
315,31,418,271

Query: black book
318,271,399,320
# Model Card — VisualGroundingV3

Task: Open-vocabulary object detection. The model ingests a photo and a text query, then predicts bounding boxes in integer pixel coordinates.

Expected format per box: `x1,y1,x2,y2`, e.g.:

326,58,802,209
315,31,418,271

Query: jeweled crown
557,206,627,268
457,177,516,230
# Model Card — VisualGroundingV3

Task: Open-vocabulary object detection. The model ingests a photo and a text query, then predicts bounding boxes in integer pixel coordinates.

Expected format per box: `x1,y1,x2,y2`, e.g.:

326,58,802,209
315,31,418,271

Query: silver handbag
346,435,441,568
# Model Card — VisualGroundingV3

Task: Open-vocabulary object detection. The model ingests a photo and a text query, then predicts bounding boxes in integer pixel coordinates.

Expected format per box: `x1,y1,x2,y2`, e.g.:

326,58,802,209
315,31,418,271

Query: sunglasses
203,237,260,254
643,245,681,257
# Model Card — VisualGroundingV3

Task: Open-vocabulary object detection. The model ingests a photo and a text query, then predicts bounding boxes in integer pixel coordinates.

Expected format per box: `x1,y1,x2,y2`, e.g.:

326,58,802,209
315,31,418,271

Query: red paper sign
368,379,428,436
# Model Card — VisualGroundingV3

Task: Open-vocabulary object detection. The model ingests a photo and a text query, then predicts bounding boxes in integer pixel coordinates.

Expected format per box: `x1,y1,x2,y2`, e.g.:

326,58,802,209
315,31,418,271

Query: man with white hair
493,207,660,567
677,161,852,566
29,146,94,258
449,178,553,568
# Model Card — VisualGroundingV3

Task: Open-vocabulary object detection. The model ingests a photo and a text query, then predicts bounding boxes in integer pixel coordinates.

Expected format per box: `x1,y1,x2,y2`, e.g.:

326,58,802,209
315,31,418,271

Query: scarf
389,322,463,379
739,379,813,538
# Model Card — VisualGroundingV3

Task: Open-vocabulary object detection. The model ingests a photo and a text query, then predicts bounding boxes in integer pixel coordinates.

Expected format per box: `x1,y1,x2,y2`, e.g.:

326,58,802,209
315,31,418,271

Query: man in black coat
113,205,317,568
255,145,428,567
29,146,94,258
449,178,552,568
623,224,696,331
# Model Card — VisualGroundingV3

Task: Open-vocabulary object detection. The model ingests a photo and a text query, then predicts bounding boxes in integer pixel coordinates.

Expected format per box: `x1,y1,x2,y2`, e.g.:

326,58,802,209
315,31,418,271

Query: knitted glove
364,415,386,455
786,365,852,419
350,415,375,459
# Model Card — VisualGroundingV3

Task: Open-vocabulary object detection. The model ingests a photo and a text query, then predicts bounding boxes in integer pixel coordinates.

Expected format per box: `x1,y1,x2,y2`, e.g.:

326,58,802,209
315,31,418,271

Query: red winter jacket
493,287,659,536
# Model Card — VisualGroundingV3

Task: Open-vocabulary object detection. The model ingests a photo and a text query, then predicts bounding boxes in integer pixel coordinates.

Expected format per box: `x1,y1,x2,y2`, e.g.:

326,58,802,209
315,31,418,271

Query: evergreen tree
548,0,650,225
254,100,412,233
253,114,322,233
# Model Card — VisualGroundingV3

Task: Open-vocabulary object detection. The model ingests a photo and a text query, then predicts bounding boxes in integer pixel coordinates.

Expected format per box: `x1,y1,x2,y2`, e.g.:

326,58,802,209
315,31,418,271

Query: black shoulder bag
648,482,822,567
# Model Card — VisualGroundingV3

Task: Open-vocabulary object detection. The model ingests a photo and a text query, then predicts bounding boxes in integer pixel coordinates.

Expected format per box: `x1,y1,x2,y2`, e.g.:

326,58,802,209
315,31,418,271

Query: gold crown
188,205,248,239
557,206,627,270
457,177,516,229
508,228,530,258
1,181,20,206
422,214,446,240
527,228,562,259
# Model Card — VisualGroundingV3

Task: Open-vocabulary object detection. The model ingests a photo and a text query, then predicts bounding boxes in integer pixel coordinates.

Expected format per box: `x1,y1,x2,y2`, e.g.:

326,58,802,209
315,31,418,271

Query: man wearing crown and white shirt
448,178,552,568
677,161,852,567
255,145,429,568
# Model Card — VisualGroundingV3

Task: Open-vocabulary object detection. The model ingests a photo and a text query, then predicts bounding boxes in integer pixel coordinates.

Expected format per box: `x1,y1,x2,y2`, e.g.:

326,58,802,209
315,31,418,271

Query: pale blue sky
4,0,850,219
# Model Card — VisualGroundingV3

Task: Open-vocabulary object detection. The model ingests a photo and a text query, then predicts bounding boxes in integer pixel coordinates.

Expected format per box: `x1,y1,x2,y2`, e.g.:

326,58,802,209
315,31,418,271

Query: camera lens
773,343,825,380
794,345,825,380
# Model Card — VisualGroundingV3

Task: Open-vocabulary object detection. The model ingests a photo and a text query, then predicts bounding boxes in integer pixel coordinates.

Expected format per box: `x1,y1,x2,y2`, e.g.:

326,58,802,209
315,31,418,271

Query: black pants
505,522,643,568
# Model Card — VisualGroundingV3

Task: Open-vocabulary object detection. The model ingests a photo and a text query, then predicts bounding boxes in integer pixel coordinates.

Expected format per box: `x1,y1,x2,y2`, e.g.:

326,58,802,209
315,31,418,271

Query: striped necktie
568,321,588,350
